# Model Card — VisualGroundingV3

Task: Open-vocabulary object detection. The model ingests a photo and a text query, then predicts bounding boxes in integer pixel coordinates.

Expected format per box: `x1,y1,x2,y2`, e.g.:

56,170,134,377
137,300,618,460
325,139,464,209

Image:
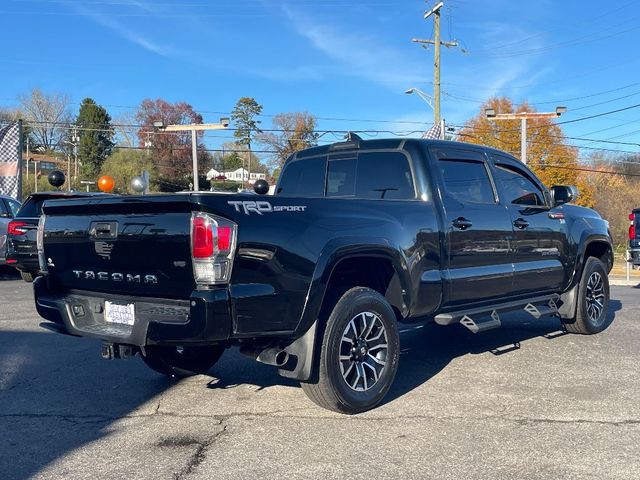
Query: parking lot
0,271,638,480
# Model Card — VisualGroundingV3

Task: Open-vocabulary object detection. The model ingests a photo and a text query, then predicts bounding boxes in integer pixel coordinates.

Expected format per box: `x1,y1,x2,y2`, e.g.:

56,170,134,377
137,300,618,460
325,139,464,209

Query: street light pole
405,87,445,139
485,106,567,165
158,119,230,191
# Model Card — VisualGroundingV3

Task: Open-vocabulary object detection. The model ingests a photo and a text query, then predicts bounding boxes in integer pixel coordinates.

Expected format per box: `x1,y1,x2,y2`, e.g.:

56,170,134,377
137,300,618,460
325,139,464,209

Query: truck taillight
7,220,28,235
191,212,237,285
630,213,636,240
37,215,48,274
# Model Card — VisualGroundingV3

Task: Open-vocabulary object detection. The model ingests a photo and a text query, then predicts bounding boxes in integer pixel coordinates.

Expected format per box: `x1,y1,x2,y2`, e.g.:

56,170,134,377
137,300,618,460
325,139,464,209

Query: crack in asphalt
1,411,639,428
167,423,229,480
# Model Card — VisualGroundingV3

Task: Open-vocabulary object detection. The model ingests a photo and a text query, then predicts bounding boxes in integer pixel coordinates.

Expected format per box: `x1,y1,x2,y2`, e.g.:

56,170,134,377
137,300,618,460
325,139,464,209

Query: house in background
206,167,266,185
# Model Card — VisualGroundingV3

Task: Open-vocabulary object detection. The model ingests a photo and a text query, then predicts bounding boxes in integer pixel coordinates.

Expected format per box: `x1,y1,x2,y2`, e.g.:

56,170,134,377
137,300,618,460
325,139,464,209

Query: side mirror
253,179,270,195
550,185,579,206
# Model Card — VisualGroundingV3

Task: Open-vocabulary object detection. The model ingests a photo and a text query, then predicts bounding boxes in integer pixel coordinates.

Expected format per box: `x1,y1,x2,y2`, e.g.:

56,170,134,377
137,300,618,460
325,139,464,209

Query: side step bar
435,294,561,334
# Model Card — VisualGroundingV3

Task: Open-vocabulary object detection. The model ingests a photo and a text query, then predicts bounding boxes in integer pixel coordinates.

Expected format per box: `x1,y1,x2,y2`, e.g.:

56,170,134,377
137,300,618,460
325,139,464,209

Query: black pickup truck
34,138,613,413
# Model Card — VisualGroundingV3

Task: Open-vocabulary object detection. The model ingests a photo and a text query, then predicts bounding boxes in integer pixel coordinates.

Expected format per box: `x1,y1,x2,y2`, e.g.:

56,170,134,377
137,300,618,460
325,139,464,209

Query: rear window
16,197,43,218
276,156,326,197
326,158,357,197
356,152,414,199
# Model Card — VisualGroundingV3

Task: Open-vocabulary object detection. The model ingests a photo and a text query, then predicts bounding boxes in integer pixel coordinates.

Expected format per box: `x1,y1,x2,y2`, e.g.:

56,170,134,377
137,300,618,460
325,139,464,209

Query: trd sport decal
228,201,307,215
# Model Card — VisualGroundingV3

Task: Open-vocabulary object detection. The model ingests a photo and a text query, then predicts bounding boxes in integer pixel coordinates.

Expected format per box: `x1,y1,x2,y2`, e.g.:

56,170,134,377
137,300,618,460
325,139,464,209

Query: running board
435,294,561,333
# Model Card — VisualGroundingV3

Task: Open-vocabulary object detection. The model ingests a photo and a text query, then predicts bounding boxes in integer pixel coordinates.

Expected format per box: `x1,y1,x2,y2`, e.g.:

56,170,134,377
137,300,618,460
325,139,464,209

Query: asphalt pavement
0,269,638,480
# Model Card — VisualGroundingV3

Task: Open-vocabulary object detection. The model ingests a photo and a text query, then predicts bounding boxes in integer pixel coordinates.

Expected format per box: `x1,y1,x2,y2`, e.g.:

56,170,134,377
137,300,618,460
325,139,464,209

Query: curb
610,278,639,287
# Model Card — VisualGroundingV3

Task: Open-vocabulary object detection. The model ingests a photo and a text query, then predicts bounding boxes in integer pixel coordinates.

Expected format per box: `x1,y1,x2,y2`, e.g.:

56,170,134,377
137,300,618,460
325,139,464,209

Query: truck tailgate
41,196,197,299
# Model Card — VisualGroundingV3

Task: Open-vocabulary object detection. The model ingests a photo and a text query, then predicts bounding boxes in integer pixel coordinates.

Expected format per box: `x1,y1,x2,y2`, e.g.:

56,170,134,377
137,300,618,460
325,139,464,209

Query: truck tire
140,345,225,378
301,287,400,414
564,257,610,334
20,271,35,283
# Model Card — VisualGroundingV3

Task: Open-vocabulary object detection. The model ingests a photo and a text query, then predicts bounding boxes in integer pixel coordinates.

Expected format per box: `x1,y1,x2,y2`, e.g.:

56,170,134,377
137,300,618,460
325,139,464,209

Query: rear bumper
6,251,38,273
33,276,232,346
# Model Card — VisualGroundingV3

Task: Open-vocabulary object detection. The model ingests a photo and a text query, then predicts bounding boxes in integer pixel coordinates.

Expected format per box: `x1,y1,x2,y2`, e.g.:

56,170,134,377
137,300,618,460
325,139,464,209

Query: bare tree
18,88,71,151
113,110,137,148
258,112,319,172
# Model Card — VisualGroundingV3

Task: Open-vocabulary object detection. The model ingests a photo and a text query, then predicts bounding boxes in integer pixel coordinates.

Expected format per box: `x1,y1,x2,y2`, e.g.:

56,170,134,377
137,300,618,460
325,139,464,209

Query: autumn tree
76,98,115,176
457,97,594,207
18,88,72,151
259,112,319,171
135,98,204,178
581,152,640,247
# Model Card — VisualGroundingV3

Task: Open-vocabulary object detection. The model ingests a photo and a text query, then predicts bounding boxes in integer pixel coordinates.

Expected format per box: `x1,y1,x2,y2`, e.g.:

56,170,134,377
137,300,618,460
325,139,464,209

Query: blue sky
1,0,640,159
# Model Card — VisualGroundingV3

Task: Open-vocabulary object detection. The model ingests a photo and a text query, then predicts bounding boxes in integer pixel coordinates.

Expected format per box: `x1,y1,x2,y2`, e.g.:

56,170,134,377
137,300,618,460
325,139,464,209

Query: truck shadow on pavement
0,300,621,479
385,299,621,406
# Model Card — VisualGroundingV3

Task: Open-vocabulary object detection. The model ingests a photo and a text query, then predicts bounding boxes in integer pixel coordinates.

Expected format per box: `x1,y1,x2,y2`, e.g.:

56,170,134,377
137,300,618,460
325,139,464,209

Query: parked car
628,209,639,268
7,192,109,282
0,195,21,270
33,138,613,413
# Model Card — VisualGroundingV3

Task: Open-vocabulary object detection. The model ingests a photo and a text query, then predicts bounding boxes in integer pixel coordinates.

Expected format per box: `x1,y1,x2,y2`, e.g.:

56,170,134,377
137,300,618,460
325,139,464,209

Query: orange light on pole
97,175,115,193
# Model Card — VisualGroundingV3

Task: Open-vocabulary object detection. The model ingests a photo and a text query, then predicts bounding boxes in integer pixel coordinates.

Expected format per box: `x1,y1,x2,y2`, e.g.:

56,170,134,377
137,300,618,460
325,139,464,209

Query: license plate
104,301,135,326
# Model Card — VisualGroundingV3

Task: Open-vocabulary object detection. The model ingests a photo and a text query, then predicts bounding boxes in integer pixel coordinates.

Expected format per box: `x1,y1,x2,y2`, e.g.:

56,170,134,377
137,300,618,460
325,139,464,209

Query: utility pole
485,106,567,165
412,2,458,125
157,119,229,192
25,136,29,182
71,126,79,190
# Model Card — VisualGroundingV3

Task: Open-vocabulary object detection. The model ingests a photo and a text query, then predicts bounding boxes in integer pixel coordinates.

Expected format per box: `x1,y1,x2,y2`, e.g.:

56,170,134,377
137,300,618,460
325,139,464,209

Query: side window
494,164,546,206
439,159,495,204
0,200,7,216
326,158,356,197
6,200,20,217
356,152,415,199
276,156,326,197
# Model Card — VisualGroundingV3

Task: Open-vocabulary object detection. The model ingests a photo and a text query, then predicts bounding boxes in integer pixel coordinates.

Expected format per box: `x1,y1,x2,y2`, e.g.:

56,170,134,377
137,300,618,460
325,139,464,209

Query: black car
7,192,109,282
34,138,613,413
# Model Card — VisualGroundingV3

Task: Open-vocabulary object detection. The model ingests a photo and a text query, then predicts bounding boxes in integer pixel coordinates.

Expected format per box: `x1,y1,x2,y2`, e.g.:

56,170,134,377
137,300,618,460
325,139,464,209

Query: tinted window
0,200,7,215
326,158,356,197
6,199,20,217
276,156,326,197
495,165,545,206
439,159,495,204
356,152,414,199
16,197,44,217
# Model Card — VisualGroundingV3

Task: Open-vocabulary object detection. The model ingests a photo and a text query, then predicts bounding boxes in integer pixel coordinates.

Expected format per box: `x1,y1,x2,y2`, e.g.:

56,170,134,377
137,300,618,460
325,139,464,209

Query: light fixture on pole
485,106,568,165
155,118,229,191
405,87,445,139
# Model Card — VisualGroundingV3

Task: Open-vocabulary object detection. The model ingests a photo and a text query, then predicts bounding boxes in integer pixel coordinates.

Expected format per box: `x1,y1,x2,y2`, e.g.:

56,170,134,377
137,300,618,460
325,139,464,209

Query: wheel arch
279,239,411,382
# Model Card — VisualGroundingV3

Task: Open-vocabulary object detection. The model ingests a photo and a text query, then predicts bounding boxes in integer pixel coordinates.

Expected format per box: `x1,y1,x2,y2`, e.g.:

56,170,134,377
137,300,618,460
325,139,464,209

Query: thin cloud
68,2,176,57
280,6,425,90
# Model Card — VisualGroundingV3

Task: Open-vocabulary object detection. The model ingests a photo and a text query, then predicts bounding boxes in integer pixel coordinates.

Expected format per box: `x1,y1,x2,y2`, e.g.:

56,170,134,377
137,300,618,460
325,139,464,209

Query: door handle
452,217,473,230
513,218,530,229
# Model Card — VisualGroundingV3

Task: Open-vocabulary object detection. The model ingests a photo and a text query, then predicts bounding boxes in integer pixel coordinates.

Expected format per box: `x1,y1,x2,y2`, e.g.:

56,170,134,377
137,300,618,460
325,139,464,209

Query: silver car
0,195,21,266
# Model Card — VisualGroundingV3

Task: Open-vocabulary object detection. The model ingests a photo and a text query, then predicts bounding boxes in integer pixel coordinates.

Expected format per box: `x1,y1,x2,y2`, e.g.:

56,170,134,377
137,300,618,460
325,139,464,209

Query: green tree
76,98,115,177
458,97,594,208
259,112,319,171
231,97,263,179
99,149,158,194
231,97,263,146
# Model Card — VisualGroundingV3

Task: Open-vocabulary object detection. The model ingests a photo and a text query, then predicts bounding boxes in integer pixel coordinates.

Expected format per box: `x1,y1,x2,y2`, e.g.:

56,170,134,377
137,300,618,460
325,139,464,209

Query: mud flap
278,320,318,382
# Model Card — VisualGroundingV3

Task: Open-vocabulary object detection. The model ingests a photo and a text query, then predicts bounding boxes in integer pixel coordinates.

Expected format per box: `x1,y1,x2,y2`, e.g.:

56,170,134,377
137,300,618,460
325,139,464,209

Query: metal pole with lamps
405,87,445,139
485,106,567,165
154,118,230,191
